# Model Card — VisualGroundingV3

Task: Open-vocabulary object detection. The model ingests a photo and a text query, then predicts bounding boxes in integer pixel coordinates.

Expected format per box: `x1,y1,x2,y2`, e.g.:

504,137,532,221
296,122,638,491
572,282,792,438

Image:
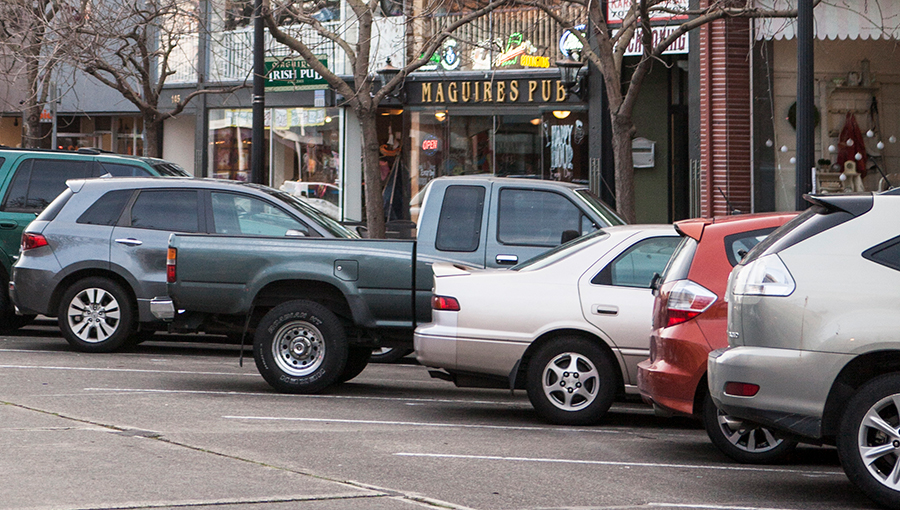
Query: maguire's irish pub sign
408,79,574,105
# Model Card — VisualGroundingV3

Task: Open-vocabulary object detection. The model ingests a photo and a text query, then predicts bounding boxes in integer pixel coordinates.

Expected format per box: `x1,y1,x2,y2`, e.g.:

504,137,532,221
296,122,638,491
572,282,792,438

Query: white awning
755,0,900,40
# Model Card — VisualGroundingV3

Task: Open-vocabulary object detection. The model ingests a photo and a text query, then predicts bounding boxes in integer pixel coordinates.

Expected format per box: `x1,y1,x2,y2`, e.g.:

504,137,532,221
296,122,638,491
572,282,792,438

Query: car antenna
716,187,741,215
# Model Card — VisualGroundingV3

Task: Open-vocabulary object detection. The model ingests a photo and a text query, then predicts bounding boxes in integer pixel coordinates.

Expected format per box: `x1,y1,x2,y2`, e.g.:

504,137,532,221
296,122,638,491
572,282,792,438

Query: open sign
422,136,441,155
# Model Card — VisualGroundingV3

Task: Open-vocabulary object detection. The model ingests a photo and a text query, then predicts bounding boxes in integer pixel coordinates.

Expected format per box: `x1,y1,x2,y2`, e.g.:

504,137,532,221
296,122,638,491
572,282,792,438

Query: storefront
751,1,900,211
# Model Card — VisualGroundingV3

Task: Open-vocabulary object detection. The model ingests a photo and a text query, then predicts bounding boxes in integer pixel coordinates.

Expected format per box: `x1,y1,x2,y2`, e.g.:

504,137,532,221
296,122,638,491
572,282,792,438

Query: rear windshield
742,206,854,264
150,161,191,177
35,188,74,222
260,186,358,238
661,236,697,284
513,229,609,271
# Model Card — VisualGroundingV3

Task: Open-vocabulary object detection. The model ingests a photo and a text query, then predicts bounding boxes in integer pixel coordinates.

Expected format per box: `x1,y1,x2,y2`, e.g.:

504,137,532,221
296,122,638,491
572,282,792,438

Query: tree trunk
144,117,161,158
359,108,386,239
611,113,637,224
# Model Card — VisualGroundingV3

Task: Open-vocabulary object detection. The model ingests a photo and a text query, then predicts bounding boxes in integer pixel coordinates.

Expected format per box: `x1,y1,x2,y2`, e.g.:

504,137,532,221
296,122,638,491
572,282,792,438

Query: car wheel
525,336,617,425
58,277,134,353
253,300,347,394
702,392,797,464
370,347,413,363
338,346,372,383
837,374,900,508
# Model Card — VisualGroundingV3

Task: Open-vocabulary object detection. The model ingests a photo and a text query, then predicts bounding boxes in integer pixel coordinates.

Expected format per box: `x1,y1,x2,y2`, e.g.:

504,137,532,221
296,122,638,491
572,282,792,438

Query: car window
498,188,583,247
863,236,900,272
96,162,151,177
78,189,134,226
574,189,626,226
130,190,200,232
150,161,191,177
513,229,609,271
3,158,92,213
661,236,698,284
435,185,484,252
592,236,681,288
211,191,310,237
723,227,777,267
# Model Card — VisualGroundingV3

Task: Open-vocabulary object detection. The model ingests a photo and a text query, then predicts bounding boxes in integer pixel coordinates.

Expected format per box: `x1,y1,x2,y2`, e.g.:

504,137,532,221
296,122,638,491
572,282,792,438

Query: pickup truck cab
162,176,624,393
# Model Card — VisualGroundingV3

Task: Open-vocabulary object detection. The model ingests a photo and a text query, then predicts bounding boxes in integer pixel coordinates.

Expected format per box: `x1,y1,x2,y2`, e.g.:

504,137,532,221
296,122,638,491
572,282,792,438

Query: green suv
0,147,190,330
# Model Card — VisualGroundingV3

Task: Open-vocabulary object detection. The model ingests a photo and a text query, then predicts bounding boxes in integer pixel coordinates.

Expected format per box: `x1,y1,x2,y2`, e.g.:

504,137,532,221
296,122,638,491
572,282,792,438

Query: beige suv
709,190,900,508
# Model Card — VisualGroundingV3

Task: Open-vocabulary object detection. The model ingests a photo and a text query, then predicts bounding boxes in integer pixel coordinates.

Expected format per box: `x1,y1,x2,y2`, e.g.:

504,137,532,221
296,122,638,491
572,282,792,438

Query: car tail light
21,233,48,251
731,254,795,297
724,382,760,397
432,295,460,311
166,247,176,283
665,280,717,327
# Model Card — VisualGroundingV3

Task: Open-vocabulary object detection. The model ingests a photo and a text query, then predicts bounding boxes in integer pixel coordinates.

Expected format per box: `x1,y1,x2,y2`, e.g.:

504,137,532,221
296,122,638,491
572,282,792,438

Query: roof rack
0,146,118,155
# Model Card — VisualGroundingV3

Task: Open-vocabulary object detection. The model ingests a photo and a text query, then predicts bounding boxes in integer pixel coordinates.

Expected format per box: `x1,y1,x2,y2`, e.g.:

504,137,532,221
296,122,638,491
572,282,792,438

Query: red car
638,212,796,463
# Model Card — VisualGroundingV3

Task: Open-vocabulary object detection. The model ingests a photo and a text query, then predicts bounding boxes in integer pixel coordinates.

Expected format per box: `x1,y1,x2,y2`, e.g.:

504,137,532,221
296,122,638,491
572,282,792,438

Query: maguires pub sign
407,79,574,106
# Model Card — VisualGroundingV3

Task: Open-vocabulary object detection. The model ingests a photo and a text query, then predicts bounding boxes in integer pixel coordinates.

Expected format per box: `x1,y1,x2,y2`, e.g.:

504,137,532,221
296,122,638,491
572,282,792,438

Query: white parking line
392,453,844,477
223,415,628,433
648,504,801,510
0,364,257,377
85,387,529,406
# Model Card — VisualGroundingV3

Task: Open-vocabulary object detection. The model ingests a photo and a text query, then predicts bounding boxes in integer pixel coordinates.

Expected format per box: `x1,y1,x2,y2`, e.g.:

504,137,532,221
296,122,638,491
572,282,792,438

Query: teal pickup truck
161,176,624,393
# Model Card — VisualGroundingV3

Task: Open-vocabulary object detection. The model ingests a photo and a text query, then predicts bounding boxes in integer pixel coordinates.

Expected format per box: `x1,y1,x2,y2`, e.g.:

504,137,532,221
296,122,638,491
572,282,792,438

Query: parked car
708,190,900,507
415,225,680,425
636,212,796,463
0,147,190,331
161,175,626,393
10,177,358,353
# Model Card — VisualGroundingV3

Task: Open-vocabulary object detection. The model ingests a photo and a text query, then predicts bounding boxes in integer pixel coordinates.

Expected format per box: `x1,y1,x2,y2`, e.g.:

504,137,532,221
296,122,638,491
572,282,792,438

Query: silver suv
709,190,900,507
11,177,357,353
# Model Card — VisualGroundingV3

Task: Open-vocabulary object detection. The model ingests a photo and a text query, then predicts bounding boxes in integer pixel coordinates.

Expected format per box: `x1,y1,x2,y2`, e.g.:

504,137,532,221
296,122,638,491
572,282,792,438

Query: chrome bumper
150,298,175,321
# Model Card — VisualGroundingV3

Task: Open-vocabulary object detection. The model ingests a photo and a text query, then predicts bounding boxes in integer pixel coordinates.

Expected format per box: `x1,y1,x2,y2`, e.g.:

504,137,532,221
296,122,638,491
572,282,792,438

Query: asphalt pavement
0,320,880,510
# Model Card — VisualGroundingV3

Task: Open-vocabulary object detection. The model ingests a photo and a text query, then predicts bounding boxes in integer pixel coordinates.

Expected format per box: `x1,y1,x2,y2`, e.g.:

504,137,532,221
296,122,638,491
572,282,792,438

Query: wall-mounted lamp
434,111,447,122
552,110,571,119
530,118,541,126
556,57,588,100
376,58,402,98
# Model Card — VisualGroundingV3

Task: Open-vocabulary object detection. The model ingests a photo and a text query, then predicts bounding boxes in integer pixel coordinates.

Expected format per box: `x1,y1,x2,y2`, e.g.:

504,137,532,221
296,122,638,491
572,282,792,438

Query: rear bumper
637,328,712,417
708,346,850,440
414,322,457,370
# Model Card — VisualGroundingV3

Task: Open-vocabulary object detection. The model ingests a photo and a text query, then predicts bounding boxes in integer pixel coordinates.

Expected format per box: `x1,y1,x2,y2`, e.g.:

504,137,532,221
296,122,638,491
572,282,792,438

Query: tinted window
150,161,191,177
130,190,199,232
97,162,151,177
723,227,777,267
743,206,854,264
78,189,133,226
212,192,310,236
661,236,698,283
498,189,582,246
863,236,900,272
36,188,74,222
435,185,484,252
592,236,680,288
3,159,92,213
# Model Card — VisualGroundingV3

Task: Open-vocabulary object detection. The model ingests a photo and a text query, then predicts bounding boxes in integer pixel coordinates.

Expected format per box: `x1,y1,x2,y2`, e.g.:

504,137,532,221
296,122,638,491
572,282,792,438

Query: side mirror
560,229,580,244
649,272,662,295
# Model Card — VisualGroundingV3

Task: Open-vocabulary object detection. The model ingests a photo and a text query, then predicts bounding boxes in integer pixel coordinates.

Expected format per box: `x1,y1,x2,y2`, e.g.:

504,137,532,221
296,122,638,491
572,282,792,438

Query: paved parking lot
0,320,880,510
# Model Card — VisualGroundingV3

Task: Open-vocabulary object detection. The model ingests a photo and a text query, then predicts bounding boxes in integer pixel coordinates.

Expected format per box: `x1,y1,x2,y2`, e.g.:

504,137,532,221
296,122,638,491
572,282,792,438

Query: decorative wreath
787,101,820,130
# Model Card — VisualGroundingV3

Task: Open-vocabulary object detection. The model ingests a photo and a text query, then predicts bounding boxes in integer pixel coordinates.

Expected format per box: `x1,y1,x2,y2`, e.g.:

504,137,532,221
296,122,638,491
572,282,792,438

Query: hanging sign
264,56,329,91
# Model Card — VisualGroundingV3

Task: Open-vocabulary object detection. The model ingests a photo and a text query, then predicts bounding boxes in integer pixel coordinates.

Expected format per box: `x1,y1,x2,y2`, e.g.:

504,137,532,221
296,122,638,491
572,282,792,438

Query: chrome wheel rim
857,393,900,490
66,287,121,344
272,320,325,377
541,352,599,412
716,410,785,454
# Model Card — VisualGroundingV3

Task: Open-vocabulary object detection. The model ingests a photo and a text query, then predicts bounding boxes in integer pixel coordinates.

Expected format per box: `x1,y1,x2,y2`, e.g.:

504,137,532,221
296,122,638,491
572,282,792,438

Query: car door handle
115,238,143,246
592,304,618,316
0,221,17,230
496,254,518,265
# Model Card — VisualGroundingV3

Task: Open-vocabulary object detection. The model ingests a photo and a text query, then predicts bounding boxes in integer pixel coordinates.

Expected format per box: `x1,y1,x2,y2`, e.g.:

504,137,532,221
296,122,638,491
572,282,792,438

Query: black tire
702,391,797,464
370,347,413,363
525,336,617,425
253,300,347,394
837,374,900,508
338,346,372,383
58,277,135,353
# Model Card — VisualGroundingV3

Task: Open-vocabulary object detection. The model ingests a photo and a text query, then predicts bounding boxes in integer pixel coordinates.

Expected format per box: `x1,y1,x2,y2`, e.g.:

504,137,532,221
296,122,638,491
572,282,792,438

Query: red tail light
432,295,460,311
166,247,177,283
665,280,717,327
21,233,48,251
724,382,760,397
